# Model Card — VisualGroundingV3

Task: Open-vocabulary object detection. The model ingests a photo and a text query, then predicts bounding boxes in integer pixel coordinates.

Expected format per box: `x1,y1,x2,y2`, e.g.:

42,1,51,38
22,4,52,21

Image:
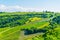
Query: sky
0,0,60,12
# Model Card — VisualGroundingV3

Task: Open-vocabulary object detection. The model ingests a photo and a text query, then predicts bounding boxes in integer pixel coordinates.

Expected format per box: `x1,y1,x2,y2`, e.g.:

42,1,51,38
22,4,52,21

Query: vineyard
0,12,60,40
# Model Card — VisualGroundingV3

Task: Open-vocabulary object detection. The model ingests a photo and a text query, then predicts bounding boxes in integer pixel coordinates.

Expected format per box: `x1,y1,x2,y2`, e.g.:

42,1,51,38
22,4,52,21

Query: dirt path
19,31,25,40
19,31,44,40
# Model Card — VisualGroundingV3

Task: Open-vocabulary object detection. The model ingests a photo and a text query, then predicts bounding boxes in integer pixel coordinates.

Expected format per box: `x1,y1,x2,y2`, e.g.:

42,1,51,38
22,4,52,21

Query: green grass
0,27,21,40
0,12,59,40
0,27,11,32
0,20,49,40
21,21,49,29
0,31,20,40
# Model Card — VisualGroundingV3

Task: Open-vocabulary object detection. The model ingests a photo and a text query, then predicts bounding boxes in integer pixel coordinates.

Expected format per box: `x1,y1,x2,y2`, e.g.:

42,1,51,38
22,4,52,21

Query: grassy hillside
0,12,60,40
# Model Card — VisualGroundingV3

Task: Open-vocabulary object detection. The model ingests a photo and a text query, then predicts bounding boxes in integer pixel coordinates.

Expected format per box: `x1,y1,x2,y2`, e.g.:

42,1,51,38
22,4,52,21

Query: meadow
0,11,60,40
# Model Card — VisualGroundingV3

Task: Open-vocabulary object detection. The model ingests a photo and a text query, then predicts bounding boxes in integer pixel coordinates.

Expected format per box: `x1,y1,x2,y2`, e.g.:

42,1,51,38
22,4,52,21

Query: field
0,11,60,40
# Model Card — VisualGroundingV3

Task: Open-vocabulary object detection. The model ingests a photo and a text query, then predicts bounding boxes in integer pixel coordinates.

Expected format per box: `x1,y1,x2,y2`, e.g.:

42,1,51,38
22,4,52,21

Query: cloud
0,4,43,12
0,4,7,11
0,4,59,12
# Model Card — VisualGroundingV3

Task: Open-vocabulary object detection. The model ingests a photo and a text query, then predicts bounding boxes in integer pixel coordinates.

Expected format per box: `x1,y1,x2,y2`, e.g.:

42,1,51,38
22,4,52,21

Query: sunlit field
0,11,60,40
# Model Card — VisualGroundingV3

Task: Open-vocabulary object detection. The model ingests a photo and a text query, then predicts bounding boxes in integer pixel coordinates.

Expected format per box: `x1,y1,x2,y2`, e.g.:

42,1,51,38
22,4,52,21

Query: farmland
0,11,60,40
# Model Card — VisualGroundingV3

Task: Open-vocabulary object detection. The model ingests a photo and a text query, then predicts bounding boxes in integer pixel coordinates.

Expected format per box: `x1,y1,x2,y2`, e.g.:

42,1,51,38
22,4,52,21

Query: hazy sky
0,0,60,12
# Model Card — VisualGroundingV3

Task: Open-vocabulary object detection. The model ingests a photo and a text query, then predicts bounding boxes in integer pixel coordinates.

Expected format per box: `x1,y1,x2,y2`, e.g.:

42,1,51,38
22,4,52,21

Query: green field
0,12,60,40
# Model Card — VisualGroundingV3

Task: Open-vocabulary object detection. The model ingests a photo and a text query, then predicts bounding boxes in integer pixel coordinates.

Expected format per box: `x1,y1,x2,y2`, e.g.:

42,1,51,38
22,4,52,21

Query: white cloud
0,4,6,11
0,4,43,12
0,4,59,12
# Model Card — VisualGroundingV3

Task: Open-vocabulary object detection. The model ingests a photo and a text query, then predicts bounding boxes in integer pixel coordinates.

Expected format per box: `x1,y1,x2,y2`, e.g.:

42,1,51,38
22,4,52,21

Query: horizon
0,0,60,12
